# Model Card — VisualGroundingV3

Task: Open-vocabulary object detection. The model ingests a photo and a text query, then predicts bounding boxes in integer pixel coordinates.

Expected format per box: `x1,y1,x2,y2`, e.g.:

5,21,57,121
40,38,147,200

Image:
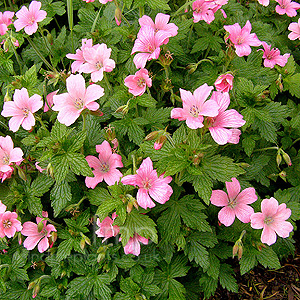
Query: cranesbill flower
214,73,234,93
171,83,219,129
121,157,173,209
275,0,300,17
257,0,269,6
208,91,245,145
288,18,300,40
224,21,261,57
210,177,257,226
1,88,43,132
192,0,216,24
0,211,22,238
21,211,56,253
259,42,290,68
52,74,104,126
0,169,13,182
250,197,293,246
123,233,148,256
85,140,123,188
14,1,47,35
80,43,115,82
124,68,152,96
96,212,119,242
0,11,14,36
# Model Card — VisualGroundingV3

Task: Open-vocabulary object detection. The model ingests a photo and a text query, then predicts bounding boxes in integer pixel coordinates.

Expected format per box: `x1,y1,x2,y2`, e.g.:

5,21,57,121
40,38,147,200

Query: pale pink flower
99,0,113,3
35,162,45,173
207,92,245,145
250,197,293,246
210,177,257,226
192,0,216,24
83,0,95,2
0,201,6,213
288,18,300,40
139,13,178,44
95,212,119,242
21,211,56,253
123,233,148,256
1,88,43,132
258,0,269,6
0,11,14,35
121,157,173,209
171,83,219,129
0,135,23,173
0,169,13,182
80,43,115,82
0,211,22,238
259,42,290,68
275,0,300,17
14,1,47,35
124,68,152,96
131,25,170,69
85,140,123,188
52,74,104,126
214,73,234,93
66,39,94,73
44,90,58,112
224,21,261,57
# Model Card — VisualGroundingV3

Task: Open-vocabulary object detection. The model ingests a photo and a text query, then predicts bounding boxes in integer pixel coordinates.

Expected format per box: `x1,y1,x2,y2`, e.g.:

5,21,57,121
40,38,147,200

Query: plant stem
8,35,22,74
39,28,55,58
253,146,278,152
91,6,102,33
36,116,48,132
67,0,74,52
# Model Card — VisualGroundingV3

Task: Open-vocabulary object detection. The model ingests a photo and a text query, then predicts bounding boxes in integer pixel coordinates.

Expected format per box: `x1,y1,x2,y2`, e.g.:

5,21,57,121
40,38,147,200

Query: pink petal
121,174,138,186
218,206,236,226
137,188,155,209
235,187,257,204
250,212,265,229
261,198,278,216
234,203,254,223
38,236,49,253
21,112,35,130
261,225,277,245
66,74,86,100
23,235,42,250
8,116,24,132
210,190,229,207
225,178,240,201
103,169,123,185
273,220,293,238
209,127,232,145
85,84,104,103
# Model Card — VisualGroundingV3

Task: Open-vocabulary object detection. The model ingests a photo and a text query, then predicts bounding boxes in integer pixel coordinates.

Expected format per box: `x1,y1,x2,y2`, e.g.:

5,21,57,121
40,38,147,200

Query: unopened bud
4,90,11,102
80,238,86,250
28,281,36,290
186,63,198,74
32,282,40,298
17,167,27,181
133,200,139,210
115,104,129,115
47,163,54,179
97,253,105,262
279,170,287,182
3,40,9,52
115,7,122,26
145,131,160,141
47,33,53,45
282,152,292,166
37,221,44,233
127,202,133,214
154,135,167,150
276,152,282,167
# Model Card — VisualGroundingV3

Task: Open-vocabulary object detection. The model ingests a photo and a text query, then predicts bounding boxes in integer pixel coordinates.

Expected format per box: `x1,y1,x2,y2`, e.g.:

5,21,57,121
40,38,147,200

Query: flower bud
127,202,133,214
154,135,167,150
37,221,44,233
47,163,54,179
32,282,40,298
17,166,27,181
4,90,11,102
80,238,86,250
47,33,53,45
279,170,287,182
115,7,122,26
28,281,36,290
145,131,160,141
186,63,198,74
115,104,129,115
282,151,292,166
276,152,282,167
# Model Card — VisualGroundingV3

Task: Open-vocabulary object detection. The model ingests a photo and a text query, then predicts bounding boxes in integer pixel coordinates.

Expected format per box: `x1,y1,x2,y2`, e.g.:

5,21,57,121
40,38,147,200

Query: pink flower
171,83,219,129
0,169,13,182
95,212,119,242
0,135,23,173
250,197,293,246
257,0,269,6
139,13,178,44
207,92,245,145
210,177,257,226
214,73,234,93
99,0,113,3
0,11,14,36
14,1,47,35
85,141,123,188
123,233,148,256
83,0,95,2
288,18,300,40
80,43,115,82
224,21,261,57
131,25,170,69
66,39,94,73
259,42,290,68
124,68,152,96
52,74,104,126
121,157,173,209
44,90,58,112
1,88,43,132
275,0,300,17
0,201,6,213
35,162,45,173
0,211,22,238
192,0,216,24
21,211,56,253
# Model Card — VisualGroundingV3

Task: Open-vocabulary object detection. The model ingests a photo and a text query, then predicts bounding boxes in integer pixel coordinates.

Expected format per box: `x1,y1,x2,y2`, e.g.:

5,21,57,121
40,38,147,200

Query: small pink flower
52,74,104,126
257,0,269,6
0,135,23,173
0,201,6,213
121,157,173,209
1,88,43,132
83,0,95,2
224,21,261,57
21,211,56,253
0,211,22,238
124,68,152,96
14,1,47,35
0,169,13,182
0,11,14,35
66,39,94,73
139,13,178,44
210,177,257,226
80,43,115,82
95,212,119,242
207,92,245,145
275,0,300,17
259,42,290,68
99,0,113,3
85,140,123,188
44,90,58,112
35,162,45,173
131,25,170,69
214,73,234,93
171,83,219,129
250,197,293,246
288,18,300,40
123,233,148,256
192,0,216,24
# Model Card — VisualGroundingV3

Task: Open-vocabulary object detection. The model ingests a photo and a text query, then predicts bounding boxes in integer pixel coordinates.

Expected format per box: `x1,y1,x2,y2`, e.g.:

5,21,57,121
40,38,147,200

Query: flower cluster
0,201,22,238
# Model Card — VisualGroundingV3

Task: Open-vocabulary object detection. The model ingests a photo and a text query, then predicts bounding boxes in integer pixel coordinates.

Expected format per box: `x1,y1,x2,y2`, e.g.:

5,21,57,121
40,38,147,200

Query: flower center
74,98,84,110
236,37,244,45
195,6,203,13
137,78,146,87
142,177,152,190
22,108,30,117
2,154,10,165
228,197,237,208
96,61,103,70
266,53,273,60
28,17,35,25
3,219,12,229
146,44,154,53
189,105,200,117
100,163,110,173
264,216,274,225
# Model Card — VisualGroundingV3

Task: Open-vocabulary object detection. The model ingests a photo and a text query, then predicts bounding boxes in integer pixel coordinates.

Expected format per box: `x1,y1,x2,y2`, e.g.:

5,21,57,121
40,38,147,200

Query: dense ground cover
1,0,300,298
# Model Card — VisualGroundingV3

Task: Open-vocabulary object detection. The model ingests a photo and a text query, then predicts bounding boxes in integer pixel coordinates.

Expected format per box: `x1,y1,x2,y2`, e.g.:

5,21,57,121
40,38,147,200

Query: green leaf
285,73,300,98
87,186,112,206
31,174,54,197
51,180,72,217
68,131,87,152
96,197,124,221
137,94,157,108
199,274,218,300
239,248,257,275
127,120,145,145
27,196,43,216
56,239,73,261
168,279,186,300
67,152,94,177
51,154,69,183
192,174,213,205
93,275,112,299
219,264,238,293
207,253,220,280
256,246,281,270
